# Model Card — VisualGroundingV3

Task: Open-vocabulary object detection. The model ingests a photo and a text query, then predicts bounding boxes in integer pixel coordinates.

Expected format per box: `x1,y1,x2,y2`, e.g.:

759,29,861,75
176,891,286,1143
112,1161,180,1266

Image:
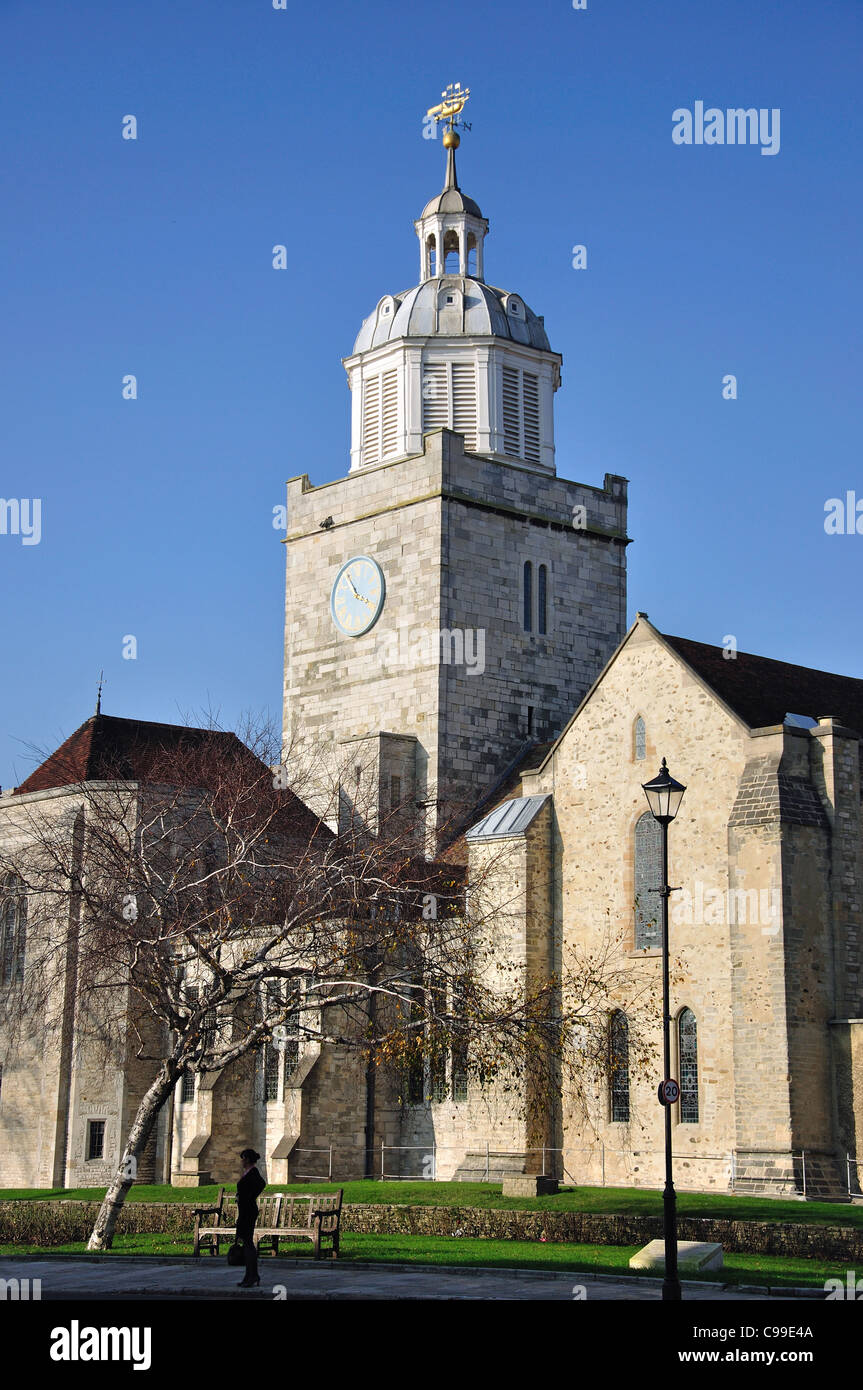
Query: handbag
227,1241,245,1266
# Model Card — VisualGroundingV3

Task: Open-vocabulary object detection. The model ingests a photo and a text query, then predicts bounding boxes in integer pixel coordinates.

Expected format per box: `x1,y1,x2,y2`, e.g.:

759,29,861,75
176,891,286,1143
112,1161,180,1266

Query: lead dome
343,133,562,474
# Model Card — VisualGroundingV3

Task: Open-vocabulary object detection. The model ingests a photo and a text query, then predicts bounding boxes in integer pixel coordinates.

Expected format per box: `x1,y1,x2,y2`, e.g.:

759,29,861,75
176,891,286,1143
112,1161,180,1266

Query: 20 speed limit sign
658,1078,680,1106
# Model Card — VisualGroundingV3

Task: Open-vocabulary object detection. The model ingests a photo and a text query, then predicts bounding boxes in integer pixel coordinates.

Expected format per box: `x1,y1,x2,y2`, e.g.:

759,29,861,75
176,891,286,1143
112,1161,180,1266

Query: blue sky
0,0,860,787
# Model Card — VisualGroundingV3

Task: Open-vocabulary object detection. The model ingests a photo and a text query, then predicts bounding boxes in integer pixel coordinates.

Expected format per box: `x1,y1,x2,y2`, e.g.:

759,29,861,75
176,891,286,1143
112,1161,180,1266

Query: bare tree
0,714,655,1247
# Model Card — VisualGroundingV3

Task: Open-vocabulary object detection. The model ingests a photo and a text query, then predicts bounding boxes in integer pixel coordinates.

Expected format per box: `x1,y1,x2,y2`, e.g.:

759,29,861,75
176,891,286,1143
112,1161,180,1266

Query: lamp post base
663,1181,681,1301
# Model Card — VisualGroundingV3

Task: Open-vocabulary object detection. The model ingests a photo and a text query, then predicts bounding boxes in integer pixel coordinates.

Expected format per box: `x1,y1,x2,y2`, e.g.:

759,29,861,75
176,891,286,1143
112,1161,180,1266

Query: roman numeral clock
330,555,386,636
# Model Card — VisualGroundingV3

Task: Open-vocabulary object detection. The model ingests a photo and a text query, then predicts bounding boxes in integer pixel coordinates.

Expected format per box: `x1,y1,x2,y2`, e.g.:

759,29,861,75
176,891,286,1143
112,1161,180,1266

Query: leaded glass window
87,1119,105,1160
451,979,469,1102
634,812,662,949
679,1008,699,1123
283,1000,300,1080
263,983,282,1102
538,565,548,635
609,1012,630,1123
180,980,199,1102
0,876,26,984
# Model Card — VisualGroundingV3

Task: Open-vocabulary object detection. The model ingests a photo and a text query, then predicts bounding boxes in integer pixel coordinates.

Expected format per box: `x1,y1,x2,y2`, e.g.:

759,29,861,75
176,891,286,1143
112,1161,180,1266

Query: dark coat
236,1166,266,1224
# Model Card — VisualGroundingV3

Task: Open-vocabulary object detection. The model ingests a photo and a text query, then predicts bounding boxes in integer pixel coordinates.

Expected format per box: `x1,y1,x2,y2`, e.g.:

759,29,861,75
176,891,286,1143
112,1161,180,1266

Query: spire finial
426,82,471,189
95,670,104,717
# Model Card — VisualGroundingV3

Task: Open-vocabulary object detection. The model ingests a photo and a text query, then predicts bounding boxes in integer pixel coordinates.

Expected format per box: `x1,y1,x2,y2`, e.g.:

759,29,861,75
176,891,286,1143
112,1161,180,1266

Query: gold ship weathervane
426,82,471,144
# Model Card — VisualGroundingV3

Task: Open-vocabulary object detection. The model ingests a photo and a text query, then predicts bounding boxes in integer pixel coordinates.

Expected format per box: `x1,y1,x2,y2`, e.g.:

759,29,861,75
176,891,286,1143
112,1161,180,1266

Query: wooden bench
193,1189,343,1260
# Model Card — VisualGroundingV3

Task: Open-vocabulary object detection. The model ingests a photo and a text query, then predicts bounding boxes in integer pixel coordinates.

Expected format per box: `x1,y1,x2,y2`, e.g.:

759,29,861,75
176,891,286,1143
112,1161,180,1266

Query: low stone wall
0,1199,860,1261
340,1204,863,1260
0,1201,196,1246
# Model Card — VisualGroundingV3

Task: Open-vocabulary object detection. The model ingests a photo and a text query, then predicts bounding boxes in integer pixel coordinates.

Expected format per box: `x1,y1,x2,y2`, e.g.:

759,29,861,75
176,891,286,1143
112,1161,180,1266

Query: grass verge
0,1181,859,1228
0,1230,839,1288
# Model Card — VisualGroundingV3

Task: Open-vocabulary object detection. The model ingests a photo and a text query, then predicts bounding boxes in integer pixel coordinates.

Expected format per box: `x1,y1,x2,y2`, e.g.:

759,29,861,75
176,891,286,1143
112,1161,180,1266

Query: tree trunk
86,1062,178,1251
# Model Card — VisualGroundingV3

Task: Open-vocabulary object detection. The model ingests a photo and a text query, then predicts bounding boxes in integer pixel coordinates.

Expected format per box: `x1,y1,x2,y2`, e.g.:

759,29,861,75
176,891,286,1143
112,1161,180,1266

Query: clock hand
347,574,375,608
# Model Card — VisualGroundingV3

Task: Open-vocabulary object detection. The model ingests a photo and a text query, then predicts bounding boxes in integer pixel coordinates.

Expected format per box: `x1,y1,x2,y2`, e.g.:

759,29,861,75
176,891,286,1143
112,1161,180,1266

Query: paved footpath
0,1257,819,1301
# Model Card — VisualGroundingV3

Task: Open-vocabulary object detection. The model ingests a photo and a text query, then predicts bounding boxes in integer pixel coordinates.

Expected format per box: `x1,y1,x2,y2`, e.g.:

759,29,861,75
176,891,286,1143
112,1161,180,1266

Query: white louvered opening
522,371,540,463
362,369,400,465
451,363,477,452
502,365,520,457
381,369,398,457
362,374,381,465
422,362,449,432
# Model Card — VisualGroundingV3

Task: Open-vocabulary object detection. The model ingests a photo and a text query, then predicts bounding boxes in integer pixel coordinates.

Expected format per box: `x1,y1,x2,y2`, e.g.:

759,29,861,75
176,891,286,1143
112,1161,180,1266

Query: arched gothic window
538,565,548,635
634,812,662,950
609,1011,630,1122
634,716,646,761
678,1008,699,1123
523,561,533,632
0,875,27,985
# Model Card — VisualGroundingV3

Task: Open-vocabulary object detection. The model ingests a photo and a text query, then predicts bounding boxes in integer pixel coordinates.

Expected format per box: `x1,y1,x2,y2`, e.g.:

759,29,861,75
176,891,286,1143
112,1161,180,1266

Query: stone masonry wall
283,429,627,831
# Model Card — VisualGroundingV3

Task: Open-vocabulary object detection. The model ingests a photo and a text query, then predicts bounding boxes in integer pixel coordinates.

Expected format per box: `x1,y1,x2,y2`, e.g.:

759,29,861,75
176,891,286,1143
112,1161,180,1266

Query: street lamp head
642,757,686,823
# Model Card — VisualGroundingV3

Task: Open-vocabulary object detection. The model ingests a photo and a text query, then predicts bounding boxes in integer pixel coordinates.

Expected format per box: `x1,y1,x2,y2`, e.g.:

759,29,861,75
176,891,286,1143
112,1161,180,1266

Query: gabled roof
530,616,863,782
662,634,863,733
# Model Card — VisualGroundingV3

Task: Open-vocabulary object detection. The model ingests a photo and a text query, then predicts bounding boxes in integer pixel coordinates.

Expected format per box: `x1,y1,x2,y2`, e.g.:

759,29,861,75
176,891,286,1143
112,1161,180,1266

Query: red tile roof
13,714,328,842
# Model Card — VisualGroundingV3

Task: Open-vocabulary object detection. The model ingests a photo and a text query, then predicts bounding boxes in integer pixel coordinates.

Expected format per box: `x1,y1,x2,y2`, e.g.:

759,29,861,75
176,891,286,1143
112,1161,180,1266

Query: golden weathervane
426,82,471,147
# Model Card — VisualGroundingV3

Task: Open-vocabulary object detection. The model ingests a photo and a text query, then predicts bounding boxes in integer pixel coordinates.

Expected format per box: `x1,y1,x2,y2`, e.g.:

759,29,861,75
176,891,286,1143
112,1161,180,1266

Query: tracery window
634,812,662,950
0,876,26,984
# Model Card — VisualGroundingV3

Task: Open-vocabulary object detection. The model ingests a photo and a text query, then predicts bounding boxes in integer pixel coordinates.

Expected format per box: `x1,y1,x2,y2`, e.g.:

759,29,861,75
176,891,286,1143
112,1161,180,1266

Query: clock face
330,555,386,637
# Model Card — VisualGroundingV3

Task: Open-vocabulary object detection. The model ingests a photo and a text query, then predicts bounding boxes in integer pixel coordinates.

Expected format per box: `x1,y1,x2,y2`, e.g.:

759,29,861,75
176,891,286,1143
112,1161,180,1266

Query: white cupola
343,127,562,475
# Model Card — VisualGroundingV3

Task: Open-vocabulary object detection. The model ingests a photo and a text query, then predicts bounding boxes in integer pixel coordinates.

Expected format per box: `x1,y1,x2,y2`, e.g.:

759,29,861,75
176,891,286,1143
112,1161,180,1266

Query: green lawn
0,1230,837,1288
0,1180,858,1229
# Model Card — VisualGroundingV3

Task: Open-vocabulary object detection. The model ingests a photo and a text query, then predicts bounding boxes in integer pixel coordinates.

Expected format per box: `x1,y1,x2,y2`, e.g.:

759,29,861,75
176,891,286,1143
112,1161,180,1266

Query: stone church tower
282,125,628,834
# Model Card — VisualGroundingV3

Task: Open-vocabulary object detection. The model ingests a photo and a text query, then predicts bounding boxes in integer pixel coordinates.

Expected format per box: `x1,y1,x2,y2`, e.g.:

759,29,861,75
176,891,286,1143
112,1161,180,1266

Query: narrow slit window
635,716,646,761
523,561,532,632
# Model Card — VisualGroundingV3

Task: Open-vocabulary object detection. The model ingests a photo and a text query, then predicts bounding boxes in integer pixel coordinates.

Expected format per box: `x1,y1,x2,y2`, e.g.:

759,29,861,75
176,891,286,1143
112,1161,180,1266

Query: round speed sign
658,1078,680,1106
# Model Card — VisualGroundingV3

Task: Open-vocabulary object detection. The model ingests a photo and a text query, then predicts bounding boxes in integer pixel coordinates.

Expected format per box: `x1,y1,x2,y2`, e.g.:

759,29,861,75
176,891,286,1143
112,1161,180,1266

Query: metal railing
290,1145,333,1181
277,1142,858,1199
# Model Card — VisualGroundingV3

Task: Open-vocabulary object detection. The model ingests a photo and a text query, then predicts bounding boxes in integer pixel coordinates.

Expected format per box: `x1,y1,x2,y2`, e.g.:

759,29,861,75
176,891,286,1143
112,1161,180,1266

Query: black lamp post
642,756,687,1302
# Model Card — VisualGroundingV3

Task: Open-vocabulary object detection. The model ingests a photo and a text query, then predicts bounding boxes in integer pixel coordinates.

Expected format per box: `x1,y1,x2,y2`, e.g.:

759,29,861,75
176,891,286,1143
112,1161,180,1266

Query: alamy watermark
824,1271,863,1299
376,624,486,676
0,498,41,545
672,881,780,935
0,1277,41,1300
672,103,780,157
824,492,863,535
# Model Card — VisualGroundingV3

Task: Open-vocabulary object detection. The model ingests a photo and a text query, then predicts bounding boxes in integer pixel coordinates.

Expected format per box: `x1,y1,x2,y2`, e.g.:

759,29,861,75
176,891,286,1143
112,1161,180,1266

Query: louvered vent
451,363,477,451
422,362,449,432
362,374,381,465
522,372,541,463
381,369,398,457
502,366,520,457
